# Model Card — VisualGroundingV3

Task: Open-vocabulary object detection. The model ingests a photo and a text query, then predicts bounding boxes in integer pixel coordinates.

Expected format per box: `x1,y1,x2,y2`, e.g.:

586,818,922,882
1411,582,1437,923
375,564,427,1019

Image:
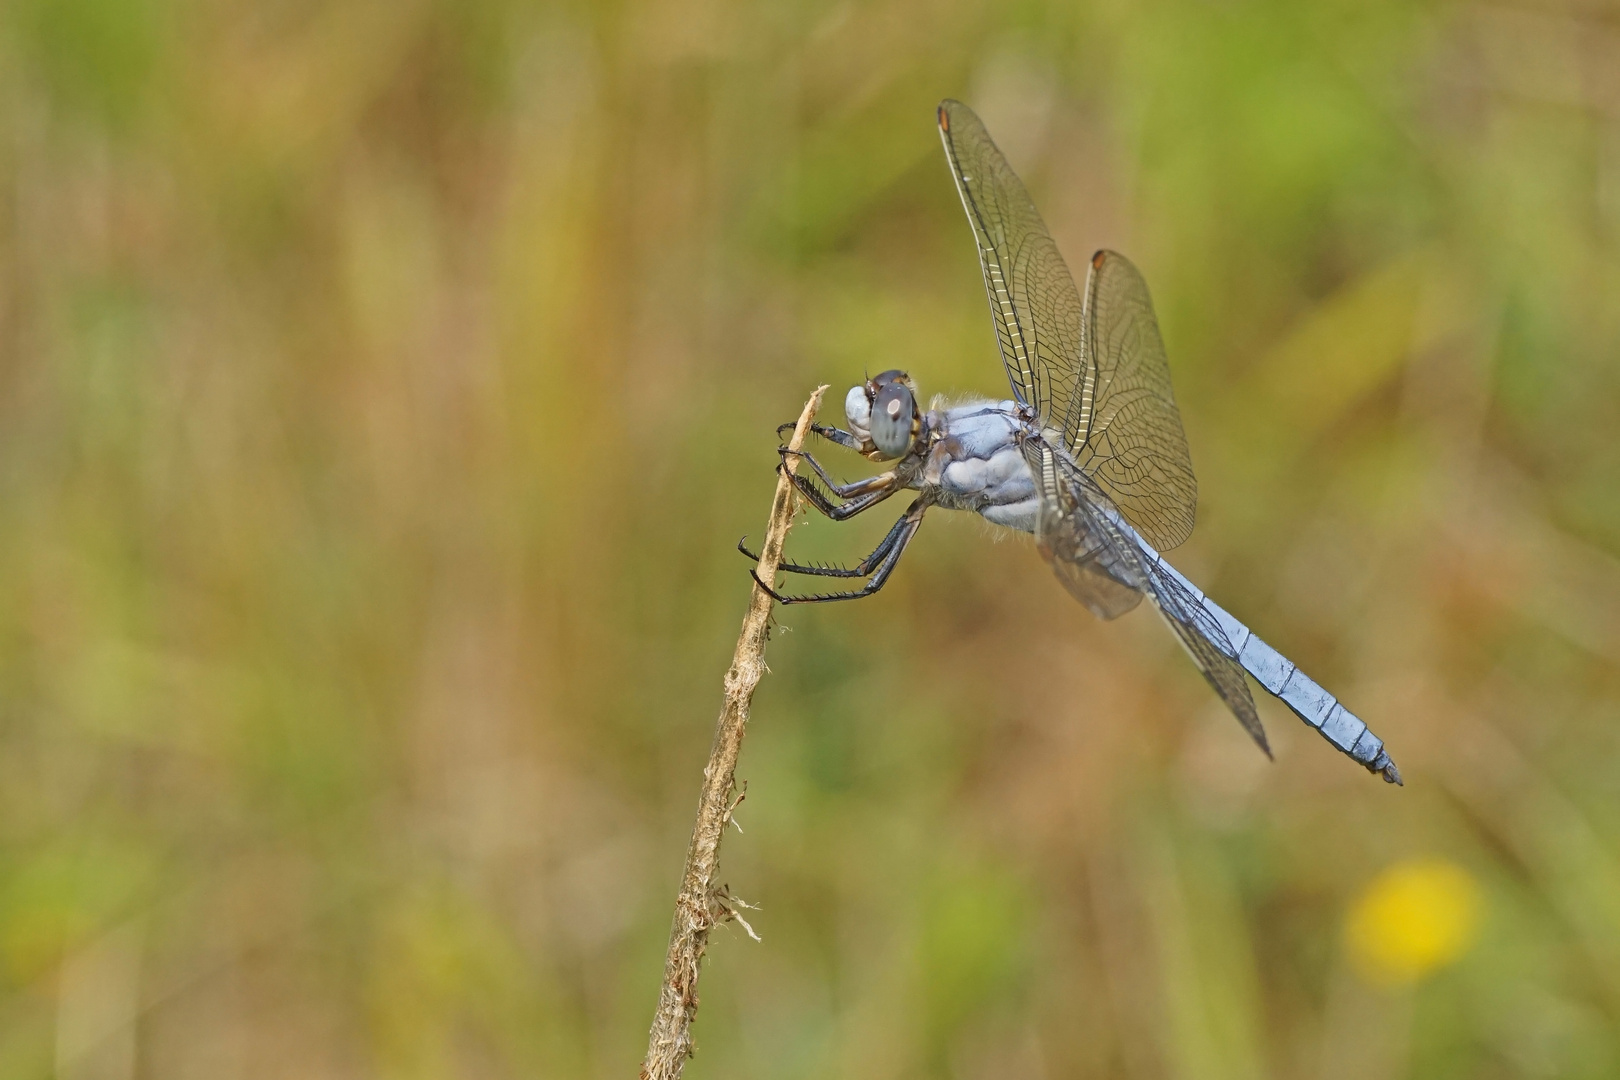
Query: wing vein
939,100,1197,549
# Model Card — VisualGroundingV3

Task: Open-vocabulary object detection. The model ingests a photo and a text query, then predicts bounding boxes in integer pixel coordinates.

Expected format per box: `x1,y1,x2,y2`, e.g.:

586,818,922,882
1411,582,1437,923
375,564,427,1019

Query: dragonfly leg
738,506,913,578
777,421,863,453
780,459,900,521
779,447,892,500
751,502,927,604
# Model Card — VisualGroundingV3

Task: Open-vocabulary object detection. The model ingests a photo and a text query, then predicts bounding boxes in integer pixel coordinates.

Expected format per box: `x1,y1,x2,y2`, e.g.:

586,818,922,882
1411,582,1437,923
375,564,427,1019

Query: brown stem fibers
640,386,829,1080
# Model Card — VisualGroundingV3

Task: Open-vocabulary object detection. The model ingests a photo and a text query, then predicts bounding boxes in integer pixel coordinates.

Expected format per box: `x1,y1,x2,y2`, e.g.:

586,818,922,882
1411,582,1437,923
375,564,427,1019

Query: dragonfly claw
749,568,790,603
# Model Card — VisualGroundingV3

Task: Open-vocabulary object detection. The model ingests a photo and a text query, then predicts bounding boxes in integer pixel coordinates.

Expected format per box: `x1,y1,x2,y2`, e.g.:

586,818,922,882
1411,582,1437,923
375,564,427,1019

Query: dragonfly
743,99,1400,784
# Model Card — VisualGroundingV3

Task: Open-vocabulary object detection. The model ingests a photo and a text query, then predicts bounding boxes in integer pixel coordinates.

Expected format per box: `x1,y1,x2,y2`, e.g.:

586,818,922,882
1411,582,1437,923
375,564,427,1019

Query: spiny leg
779,446,893,501
777,421,863,452
782,462,900,521
739,507,914,578
751,502,928,604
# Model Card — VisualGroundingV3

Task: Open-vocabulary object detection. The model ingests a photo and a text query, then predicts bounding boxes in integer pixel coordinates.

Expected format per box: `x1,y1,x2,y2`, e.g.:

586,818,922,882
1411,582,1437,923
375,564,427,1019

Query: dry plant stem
640,386,829,1080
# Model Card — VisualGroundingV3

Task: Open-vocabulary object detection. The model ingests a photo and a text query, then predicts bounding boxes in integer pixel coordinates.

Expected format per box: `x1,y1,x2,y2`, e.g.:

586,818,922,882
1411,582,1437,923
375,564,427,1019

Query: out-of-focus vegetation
3,0,1620,1077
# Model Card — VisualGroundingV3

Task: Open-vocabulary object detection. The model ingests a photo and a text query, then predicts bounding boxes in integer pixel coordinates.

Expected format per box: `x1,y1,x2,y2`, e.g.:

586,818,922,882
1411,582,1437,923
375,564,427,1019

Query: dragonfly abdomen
1209,601,1399,782
1131,535,1400,783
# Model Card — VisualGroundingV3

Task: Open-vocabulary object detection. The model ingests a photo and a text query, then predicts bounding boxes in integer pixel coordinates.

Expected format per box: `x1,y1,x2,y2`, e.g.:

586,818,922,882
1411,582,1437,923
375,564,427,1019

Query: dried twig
640,386,828,1080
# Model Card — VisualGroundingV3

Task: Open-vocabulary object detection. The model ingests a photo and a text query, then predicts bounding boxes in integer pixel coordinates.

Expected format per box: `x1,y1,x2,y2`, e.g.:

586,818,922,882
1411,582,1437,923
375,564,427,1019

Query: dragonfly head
849,370,921,460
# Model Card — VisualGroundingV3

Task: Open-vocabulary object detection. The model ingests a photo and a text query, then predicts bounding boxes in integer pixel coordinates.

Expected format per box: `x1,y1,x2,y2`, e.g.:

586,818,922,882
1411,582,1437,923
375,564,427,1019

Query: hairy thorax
915,399,1040,532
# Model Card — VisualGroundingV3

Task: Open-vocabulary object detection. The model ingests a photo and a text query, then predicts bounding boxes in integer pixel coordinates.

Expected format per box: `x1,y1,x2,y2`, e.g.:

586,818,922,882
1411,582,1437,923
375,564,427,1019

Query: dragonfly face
744,100,1402,785
845,369,922,461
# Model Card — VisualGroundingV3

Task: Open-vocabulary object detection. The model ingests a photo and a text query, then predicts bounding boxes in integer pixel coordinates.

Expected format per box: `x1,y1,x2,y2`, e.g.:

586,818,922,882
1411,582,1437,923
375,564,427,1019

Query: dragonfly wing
1074,251,1198,551
937,100,1198,551
1031,436,1268,754
1027,438,1144,619
1145,559,1270,757
1045,546,1145,620
937,99,1082,423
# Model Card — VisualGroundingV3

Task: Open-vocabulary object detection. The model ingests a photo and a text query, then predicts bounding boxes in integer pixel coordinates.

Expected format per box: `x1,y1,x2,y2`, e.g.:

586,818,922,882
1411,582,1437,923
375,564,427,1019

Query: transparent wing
937,100,1198,551
1030,437,1267,755
1145,561,1270,757
1047,542,1145,620
1073,252,1197,550
937,99,1081,421
1027,439,1144,620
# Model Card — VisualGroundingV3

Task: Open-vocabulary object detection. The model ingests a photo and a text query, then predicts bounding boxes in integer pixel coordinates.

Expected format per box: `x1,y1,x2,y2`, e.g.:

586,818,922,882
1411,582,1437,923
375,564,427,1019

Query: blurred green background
3,0,1620,1076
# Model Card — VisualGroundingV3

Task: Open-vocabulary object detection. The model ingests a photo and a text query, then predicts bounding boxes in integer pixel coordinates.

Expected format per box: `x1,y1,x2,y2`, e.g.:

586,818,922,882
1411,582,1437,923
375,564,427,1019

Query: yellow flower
1345,858,1483,986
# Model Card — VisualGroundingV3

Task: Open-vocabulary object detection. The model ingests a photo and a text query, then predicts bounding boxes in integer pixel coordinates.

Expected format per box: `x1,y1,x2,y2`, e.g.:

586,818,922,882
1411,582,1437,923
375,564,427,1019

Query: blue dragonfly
744,100,1400,784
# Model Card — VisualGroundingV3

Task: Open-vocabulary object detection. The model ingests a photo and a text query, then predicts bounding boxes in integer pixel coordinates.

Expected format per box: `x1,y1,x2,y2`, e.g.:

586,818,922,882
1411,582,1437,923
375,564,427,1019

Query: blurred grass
3,0,1620,1077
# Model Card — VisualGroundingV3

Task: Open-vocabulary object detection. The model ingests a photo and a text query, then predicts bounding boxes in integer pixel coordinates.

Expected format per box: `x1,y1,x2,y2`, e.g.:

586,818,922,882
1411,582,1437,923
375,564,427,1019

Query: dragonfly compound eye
870,382,918,459
844,384,873,441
